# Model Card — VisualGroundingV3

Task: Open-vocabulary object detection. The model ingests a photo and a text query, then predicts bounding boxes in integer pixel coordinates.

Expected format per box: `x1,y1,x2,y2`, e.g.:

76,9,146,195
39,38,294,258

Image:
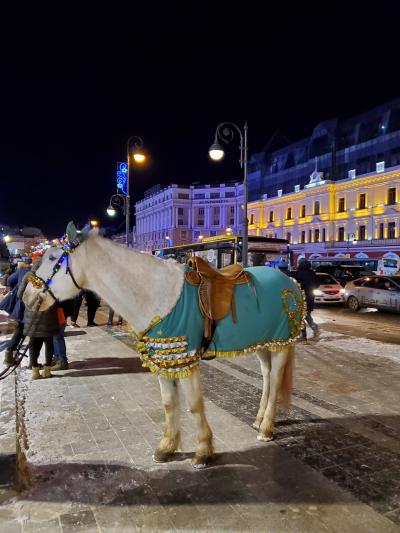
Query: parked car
313,272,345,304
344,275,400,312
314,264,373,287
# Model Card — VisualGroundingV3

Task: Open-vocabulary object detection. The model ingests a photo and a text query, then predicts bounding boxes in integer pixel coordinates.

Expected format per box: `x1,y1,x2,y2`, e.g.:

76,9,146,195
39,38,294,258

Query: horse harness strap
185,257,252,341
65,252,82,291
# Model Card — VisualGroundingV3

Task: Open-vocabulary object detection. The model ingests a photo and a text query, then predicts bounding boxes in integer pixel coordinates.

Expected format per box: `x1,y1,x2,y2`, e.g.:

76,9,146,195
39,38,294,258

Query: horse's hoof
152,450,174,463
191,455,214,469
257,434,274,442
252,421,260,430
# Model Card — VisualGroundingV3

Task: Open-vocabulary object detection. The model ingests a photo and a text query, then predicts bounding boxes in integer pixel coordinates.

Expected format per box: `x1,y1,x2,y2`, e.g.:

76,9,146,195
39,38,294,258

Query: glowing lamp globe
133,152,146,163
209,142,225,161
107,205,116,217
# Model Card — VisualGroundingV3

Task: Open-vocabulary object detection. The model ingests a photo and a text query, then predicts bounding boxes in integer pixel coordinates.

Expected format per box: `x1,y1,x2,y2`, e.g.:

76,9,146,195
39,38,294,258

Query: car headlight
313,289,323,296
340,288,345,294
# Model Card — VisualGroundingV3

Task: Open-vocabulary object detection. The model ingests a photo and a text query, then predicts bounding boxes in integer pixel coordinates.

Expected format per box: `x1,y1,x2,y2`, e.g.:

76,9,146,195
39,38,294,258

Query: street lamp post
347,232,357,256
209,122,249,267
126,136,145,247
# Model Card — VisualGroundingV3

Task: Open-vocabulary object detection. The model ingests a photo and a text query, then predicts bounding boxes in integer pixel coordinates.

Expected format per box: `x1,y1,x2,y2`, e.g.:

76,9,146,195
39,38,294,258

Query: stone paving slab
0,325,399,531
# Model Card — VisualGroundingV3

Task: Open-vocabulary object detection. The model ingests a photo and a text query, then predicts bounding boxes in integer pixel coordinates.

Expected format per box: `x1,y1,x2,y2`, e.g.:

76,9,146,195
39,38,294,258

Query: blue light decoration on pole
116,162,128,195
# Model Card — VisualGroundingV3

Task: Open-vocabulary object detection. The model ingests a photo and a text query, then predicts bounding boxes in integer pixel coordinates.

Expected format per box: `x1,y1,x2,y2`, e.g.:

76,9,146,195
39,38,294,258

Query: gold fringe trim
207,333,300,358
127,316,163,341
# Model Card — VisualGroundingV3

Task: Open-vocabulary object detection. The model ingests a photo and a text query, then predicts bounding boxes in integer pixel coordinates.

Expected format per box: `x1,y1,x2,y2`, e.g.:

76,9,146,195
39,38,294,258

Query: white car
344,275,400,312
313,272,345,304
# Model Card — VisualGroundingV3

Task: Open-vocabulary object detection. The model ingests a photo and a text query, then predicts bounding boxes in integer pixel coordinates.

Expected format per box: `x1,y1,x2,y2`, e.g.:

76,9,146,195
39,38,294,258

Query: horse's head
23,222,89,311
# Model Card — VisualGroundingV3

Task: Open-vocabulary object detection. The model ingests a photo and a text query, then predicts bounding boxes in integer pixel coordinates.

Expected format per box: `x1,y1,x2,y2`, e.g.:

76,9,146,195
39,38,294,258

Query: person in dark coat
294,258,320,341
52,298,75,370
1,262,31,365
71,290,101,327
18,267,60,380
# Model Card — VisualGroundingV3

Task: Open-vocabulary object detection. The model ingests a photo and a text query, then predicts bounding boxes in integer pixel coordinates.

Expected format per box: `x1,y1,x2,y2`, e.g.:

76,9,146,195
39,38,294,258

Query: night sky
1,3,400,238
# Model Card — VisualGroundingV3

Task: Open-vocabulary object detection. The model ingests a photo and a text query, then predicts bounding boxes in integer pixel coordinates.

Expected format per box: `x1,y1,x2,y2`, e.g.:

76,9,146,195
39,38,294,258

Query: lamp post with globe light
209,122,249,267
107,136,146,247
125,136,146,247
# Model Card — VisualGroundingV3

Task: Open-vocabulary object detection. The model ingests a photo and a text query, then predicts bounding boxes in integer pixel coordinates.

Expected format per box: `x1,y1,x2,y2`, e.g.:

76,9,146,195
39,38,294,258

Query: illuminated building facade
135,182,243,251
248,165,400,265
247,98,400,266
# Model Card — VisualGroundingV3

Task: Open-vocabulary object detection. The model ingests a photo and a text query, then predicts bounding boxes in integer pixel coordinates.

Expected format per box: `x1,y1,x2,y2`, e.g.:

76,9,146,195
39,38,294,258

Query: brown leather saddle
185,257,252,342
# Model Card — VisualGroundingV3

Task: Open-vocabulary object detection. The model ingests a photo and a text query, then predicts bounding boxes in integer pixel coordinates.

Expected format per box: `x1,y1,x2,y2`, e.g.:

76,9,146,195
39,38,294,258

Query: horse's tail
279,345,295,412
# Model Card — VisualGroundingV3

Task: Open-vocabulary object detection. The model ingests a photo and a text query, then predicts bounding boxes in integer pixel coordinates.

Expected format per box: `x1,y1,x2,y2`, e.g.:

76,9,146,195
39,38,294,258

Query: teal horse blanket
137,266,305,378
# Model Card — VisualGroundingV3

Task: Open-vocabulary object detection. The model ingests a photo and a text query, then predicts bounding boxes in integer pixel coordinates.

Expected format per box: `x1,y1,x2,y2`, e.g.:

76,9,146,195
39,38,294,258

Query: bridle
29,245,82,303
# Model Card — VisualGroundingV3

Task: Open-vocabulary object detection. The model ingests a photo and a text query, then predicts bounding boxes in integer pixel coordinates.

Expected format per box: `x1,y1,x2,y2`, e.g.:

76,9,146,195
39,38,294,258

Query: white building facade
135,182,244,251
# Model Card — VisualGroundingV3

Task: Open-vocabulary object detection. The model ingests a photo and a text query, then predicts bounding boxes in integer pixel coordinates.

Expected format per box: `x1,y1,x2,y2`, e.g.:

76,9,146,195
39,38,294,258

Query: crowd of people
0,251,124,379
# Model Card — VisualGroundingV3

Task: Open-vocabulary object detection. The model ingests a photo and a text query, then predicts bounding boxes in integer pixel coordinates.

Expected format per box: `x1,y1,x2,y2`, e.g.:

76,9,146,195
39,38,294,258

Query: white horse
23,228,302,468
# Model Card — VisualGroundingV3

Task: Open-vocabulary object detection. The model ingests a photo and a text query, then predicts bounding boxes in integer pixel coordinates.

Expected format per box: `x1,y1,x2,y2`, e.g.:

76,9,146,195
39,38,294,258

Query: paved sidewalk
0,323,399,531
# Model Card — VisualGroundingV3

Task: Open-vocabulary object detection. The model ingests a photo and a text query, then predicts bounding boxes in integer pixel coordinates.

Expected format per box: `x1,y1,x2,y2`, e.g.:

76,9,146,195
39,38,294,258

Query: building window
229,206,235,225
210,192,220,199
388,187,396,205
269,211,274,222
286,207,292,220
348,169,356,179
300,230,305,243
379,223,384,239
338,198,345,212
194,193,205,199
178,193,189,199
178,208,184,215
309,229,312,242
359,225,366,240
388,222,396,239
286,232,291,243
199,208,204,215
376,161,385,173
338,227,345,241
358,193,366,209
249,214,255,225
314,229,320,242
322,228,326,242
314,201,320,215
300,205,306,218
225,191,235,198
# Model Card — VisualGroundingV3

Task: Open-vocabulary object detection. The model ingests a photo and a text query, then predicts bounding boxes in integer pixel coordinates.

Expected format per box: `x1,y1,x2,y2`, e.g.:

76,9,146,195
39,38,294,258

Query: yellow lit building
248,165,400,267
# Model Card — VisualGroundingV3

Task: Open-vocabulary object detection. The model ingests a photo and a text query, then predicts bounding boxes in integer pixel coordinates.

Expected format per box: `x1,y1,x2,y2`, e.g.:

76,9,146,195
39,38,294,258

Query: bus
152,235,291,269
308,256,399,275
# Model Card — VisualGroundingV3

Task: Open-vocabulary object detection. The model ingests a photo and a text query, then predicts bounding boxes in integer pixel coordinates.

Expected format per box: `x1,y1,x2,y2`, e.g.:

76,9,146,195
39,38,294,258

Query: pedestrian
294,258,320,341
71,289,101,327
0,261,31,364
107,306,123,327
18,259,60,380
52,298,75,370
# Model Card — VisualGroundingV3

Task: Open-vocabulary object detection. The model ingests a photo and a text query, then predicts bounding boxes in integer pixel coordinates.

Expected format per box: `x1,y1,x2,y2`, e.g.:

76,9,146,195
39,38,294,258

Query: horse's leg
252,348,271,430
257,346,294,442
153,377,181,462
180,367,214,468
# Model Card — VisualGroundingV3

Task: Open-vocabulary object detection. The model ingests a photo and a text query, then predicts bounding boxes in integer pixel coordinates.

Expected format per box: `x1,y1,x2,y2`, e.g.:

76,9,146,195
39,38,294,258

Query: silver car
344,275,400,312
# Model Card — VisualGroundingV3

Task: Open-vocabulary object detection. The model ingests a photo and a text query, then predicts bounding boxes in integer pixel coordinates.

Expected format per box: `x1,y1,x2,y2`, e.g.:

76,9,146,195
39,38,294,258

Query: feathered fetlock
41,366,52,378
31,367,41,380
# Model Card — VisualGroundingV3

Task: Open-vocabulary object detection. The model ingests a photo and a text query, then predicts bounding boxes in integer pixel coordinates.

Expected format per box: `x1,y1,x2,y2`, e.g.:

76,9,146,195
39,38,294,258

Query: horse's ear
80,224,91,241
66,221,78,241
